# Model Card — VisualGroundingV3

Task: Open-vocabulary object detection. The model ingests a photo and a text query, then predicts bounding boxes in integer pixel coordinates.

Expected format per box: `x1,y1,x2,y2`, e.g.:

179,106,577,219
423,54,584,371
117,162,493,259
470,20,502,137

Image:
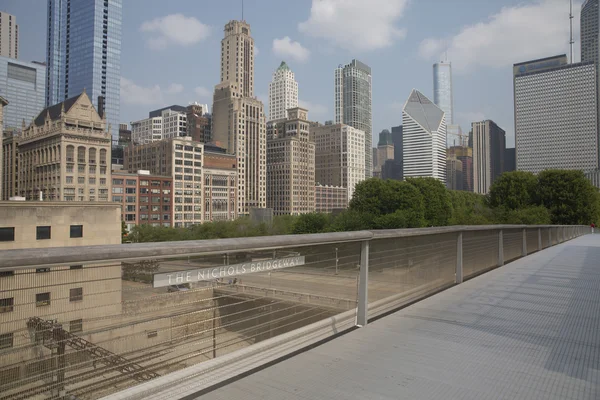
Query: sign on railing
152,256,306,287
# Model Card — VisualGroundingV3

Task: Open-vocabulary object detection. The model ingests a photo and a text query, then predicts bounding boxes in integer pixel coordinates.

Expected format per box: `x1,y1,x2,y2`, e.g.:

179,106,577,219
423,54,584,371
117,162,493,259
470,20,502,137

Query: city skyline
2,0,587,147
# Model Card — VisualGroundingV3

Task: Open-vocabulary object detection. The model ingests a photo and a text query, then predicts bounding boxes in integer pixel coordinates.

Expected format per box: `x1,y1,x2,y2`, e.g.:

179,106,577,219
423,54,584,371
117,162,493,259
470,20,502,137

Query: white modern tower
402,89,447,183
335,60,372,179
0,12,18,59
268,61,299,121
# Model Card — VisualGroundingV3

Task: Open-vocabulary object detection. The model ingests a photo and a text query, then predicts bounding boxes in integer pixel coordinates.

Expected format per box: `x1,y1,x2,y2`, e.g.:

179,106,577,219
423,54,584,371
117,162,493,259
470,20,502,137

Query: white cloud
120,77,164,106
299,100,328,118
418,0,581,72
140,14,211,50
298,0,409,52
166,83,184,94
194,86,211,99
272,37,310,63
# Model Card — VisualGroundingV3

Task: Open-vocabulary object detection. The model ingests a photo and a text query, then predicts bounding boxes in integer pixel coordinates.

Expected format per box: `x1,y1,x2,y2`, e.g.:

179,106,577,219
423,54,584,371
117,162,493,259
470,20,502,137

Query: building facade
0,12,18,59
433,61,453,125
0,97,5,200
111,171,173,230
212,20,266,216
448,146,473,192
203,145,238,222
402,89,447,183
130,116,163,145
472,120,505,194
46,0,122,137
131,106,187,145
581,0,598,69
124,137,204,227
1,131,18,200
315,184,348,213
375,129,394,177
266,107,315,215
186,103,211,143
18,92,112,201
268,61,299,121
504,148,516,173
335,60,373,178
387,125,403,180
446,157,463,191
312,123,365,202
0,56,46,133
514,56,598,174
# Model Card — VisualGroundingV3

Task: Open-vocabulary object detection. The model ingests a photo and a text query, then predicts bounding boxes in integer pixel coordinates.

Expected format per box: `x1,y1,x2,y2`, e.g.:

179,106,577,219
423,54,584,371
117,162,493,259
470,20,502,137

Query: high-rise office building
312,123,365,202
446,157,463,191
448,146,473,192
130,106,188,145
0,56,46,132
387,125,403,180
472,120,506,194
268,61,299,121
514,55,598,174
504,148,516,173
402,89,447,183
433,61,453,125
186,103,211,143
375,129,394,178
18,92,112,201
46,0,122,137
581,0,598,66
335,60,372,178
0,12,18,59
0,97,7,200
212,20,266,215
266,107,315,215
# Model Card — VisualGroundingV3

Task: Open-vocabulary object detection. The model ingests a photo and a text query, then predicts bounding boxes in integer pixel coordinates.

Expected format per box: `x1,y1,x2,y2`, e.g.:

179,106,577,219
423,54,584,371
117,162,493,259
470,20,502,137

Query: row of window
0,288,82,315
0,225,83,242
0,318,83,350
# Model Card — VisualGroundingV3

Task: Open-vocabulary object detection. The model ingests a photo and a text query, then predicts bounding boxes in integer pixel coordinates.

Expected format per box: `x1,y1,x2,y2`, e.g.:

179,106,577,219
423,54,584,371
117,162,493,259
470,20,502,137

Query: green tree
495,205,552,225
448,190,493,225
121,220,129,243
349,179,425,223
488,171,537,210
292,213,331,234
406,177,451,226
536,170,600,225
329,210,374,232
373,209,426,229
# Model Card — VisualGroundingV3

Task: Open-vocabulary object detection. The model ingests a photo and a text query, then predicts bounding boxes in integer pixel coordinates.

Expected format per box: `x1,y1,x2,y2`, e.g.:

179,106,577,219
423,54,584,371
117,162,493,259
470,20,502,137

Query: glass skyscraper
46,0,122,138
581,0,598,65
0,56,46,131
433,61,453,125
335,60,373,178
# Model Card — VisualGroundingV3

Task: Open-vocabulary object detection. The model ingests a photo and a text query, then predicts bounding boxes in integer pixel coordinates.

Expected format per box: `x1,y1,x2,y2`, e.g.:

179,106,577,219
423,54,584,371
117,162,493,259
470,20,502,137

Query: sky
2,0,586,147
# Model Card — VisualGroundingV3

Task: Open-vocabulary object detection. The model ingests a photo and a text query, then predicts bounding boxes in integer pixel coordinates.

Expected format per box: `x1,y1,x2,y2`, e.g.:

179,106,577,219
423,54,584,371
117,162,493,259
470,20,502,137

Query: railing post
549,228,552,246
498,230,504,267
356,239,369,327
538,228,542,251
522,228,527,257
456,232,463,284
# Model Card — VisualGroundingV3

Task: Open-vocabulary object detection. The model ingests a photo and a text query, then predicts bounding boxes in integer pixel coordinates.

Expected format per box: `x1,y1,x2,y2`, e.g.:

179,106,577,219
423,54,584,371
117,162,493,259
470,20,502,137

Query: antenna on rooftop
569,0,574,63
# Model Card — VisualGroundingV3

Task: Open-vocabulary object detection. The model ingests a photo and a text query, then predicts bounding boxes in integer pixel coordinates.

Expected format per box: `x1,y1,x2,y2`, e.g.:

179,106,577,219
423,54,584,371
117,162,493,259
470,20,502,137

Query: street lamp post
335,247,339,275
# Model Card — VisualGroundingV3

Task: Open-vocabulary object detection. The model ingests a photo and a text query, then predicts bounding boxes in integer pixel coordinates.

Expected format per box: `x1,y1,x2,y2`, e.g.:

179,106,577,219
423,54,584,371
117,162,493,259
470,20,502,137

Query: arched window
78,146,86,163
66,145,75,162
89,148,97,164
99,149,107,165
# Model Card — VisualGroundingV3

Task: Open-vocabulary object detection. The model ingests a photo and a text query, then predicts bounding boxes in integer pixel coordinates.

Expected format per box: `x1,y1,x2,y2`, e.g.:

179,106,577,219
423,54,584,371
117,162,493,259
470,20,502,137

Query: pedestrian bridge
0,225,594,399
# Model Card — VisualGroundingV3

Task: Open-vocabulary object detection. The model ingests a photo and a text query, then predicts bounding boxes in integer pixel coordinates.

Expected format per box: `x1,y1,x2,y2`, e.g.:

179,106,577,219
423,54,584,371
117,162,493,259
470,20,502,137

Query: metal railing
0,225,589,400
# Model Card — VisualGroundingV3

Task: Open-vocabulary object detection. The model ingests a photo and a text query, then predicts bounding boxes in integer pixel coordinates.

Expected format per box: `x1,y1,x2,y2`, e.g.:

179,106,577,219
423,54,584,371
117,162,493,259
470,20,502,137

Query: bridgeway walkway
200,235,600,400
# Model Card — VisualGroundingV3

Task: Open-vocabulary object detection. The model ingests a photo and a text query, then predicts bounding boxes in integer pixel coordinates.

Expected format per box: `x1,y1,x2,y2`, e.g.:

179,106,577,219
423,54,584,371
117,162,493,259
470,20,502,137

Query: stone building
17,92,112,201
266,107,315,215
203,145,238,222
315,184,348,213
1,131,18,200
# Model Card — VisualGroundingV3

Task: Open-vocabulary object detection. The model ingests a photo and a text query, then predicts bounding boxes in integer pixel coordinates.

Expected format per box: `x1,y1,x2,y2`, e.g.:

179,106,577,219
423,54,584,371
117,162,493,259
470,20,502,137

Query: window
70,319,83,333
36,226,51,240
70,265,83,270
36,268,50,273
112,187,124,194
147,330,158,339
0,228,14,242
70,288,83,302
69,225,83,238
0,271,14,277
36,292,50,307
126,180,136,186
0,298,14,313
0,333,13,350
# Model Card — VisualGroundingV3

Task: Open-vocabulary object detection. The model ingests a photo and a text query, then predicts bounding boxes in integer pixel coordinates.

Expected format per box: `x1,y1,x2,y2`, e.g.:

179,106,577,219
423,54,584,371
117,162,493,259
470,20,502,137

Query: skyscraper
0,56,46,132
375,129,394,177
335,60,372,178
268,61,299,121
472,120,505,194
581,0,598,66
46,0,122,137
0,12,19,59
433,61,453,125
212,20,266,215
514,55,598,174
402,89,447,183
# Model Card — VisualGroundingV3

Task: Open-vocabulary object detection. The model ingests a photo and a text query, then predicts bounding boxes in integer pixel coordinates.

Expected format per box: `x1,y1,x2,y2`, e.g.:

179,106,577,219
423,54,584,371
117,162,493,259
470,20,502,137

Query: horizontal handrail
0,225,584,270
